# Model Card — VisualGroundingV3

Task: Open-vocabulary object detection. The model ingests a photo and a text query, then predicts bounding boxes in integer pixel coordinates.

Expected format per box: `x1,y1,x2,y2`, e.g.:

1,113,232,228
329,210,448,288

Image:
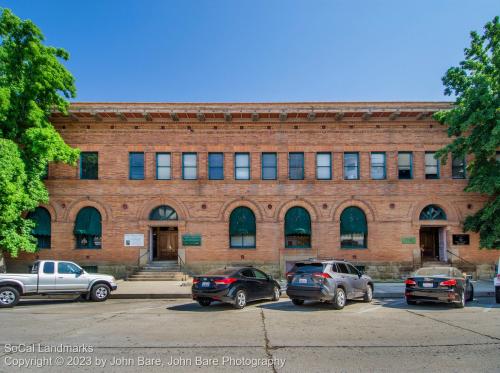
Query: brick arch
332,199,375,222
64,198,111,223
411,200,459,223
221,199,264,222
276,199,319,222
39,203,58,222
138,198,187,221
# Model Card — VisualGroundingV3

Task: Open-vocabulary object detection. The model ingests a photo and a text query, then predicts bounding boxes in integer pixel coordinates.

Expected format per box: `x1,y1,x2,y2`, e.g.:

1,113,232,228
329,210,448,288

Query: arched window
28,207,51,249
149,205,178,220
229,207,256,248
420,205,447,220
340,207,367,249
74,207,102,249
285,207,311,248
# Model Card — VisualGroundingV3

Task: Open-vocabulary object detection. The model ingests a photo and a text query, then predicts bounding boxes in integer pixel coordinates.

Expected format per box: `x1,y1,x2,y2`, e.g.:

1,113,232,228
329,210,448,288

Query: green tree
434,16,500,249
0,8,79,257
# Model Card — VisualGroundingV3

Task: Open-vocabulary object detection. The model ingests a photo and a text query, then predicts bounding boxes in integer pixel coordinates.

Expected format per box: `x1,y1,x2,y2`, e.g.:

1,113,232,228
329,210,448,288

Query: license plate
422,282,433,288
201,282,211,287
299,278,308,284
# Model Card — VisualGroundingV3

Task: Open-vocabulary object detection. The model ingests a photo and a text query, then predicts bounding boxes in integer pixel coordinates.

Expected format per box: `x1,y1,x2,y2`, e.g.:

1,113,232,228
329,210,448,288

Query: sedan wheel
454,291,465,309
291,298,304,306
332,288,346,310
0,287,20,308
272,287,280,301
234,290,247,309
198,298,211,307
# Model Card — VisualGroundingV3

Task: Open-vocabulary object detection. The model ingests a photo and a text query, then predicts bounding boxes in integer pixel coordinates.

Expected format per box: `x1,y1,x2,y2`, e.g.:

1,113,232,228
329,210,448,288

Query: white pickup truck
0,260,117,308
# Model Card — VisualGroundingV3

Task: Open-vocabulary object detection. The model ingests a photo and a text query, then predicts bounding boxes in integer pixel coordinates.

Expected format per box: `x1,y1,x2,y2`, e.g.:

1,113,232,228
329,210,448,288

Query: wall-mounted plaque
124,234,144,247
401,236,416,244
452,234,470,245
182,234,202,246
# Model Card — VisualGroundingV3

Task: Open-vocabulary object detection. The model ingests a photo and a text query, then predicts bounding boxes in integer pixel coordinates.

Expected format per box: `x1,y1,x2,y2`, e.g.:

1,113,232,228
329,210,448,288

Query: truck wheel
91,284,111,302
0,286,20,308
332,288,346,310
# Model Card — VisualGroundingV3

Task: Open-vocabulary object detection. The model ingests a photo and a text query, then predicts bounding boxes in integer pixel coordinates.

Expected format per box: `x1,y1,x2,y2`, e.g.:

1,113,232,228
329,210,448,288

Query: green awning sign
182,234,201,246
401,236,416,244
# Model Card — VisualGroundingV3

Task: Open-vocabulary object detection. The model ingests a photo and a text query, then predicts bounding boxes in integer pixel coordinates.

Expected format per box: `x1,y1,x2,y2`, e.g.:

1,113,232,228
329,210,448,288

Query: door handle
58,276,64,279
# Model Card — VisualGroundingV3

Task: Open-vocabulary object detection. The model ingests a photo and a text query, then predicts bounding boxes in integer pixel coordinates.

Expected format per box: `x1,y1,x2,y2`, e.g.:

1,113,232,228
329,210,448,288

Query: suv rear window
292,263,325,274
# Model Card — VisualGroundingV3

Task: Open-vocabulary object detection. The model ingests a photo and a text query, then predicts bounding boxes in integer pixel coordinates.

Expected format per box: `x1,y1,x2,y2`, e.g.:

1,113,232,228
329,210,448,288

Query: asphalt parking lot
0,297,499,372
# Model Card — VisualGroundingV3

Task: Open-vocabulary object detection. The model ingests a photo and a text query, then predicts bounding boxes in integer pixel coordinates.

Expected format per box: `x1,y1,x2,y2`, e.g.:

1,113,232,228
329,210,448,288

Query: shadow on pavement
258,299,364,312
167,301,237,312
381,297,498,310
16,297,81,307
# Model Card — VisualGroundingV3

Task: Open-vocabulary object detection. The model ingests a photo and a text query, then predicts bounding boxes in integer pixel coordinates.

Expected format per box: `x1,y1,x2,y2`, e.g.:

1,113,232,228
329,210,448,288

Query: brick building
7,102,499,279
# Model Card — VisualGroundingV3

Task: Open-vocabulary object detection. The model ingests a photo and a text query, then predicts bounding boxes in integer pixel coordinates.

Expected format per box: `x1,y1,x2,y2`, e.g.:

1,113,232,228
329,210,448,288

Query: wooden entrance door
157,228,178,260
419,227,439,260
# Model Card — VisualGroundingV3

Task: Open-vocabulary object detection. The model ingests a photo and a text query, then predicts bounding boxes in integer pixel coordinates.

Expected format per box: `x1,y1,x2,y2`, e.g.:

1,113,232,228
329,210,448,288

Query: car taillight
286,272,295,281
214,278,237,285
439,279,457,286
192,278,200,284
313,272,331,279
405,279,416,286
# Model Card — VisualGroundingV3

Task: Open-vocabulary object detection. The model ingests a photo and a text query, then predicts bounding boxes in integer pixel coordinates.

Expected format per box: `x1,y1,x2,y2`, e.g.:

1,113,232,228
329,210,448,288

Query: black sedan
192,267,281,309
405,266,474,308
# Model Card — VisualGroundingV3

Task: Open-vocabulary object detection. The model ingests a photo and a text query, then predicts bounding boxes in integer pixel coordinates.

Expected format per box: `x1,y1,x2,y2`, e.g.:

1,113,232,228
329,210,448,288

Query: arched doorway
419,205,447,262
149,205,178,261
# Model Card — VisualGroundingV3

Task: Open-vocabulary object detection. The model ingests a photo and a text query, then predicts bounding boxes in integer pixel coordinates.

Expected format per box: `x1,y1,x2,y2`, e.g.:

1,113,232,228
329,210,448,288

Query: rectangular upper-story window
261,153,277,180
182,153,197,180
156,153,171,180
235,153,250,180
316,153,331,180
208,153,224,180
370,152,386,180
452,156,466,179
129,152,144,180
344,152,359,180
425,152,439,179
289,153,304,180
80,152,98,180
398,152,413,179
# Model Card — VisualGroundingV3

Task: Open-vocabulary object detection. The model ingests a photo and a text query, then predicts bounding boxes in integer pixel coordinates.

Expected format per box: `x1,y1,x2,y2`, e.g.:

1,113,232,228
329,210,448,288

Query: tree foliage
0,8,79,256
434,16,500,249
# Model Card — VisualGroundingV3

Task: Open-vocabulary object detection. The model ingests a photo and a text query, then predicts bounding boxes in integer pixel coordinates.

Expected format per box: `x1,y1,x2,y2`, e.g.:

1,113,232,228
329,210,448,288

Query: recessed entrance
419,226,447,262
152,227,178,261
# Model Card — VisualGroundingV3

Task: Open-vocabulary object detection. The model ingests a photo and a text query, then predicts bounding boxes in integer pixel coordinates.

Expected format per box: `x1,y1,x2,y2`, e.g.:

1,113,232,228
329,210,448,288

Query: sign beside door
452,234,470,245
124,234,144,247
182,234,202,246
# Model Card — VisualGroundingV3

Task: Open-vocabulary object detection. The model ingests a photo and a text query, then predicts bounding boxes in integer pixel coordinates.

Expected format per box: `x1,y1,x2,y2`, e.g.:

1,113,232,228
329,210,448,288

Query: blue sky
5,1,500,102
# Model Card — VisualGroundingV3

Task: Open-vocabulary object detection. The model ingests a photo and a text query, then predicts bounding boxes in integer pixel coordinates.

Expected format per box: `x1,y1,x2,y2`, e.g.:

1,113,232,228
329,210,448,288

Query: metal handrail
137,248,150,268
446,249,475,267
178,254,185,272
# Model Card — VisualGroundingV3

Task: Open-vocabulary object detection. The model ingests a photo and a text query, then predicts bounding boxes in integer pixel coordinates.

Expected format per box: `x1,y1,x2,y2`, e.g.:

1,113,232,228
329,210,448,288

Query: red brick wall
8,107,499,277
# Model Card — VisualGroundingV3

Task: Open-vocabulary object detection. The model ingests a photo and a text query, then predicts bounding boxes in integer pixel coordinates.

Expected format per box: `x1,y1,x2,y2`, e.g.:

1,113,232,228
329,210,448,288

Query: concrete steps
127,260,191,281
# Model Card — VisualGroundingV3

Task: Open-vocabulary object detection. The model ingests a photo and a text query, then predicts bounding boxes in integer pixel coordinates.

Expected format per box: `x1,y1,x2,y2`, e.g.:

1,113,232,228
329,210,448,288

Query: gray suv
286,259,374,309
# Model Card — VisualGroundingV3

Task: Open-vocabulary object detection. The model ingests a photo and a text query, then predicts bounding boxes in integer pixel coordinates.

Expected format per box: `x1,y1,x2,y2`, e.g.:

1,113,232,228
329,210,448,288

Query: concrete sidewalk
110,279,496,299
